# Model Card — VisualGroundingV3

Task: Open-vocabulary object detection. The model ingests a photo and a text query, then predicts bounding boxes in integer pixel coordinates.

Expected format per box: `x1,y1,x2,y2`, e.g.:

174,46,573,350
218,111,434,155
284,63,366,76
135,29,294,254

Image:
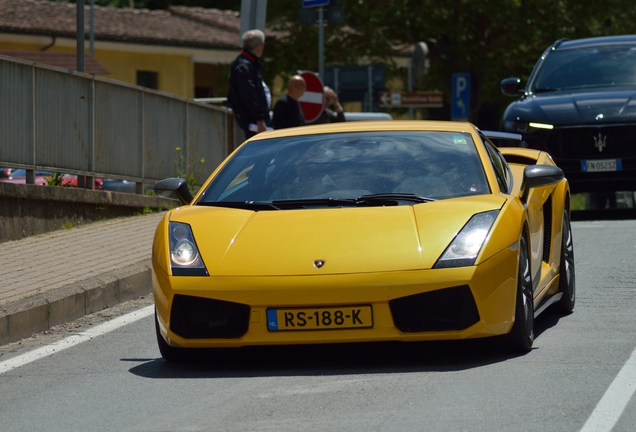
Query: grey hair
242,29,265,50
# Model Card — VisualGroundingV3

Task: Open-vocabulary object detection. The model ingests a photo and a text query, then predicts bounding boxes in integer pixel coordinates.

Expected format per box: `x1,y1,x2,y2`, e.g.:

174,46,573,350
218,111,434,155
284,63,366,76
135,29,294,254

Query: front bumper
153,245,518,349
510,126,636,193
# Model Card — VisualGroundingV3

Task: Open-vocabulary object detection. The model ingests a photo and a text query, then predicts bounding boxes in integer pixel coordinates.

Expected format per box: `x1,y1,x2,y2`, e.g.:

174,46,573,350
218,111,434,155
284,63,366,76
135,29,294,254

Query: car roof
556,34,636,50
246,120,478,141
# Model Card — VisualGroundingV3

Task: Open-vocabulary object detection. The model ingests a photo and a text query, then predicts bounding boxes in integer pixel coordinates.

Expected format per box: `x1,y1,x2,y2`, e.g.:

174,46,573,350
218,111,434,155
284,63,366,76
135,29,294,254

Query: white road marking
580,344,636,432
3,300,635,431
0,305,154,375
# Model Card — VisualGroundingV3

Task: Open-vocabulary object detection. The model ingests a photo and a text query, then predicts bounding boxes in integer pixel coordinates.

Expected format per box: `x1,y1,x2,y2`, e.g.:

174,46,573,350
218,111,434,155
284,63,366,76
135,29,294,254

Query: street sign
451,73,470,121
299,6,344,24
378,92,443,108
302,0,329,7
297,71,326,123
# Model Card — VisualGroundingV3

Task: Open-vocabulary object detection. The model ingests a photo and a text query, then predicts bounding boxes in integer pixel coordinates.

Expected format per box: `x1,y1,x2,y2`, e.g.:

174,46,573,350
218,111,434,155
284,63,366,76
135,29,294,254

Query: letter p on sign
452,73,470,121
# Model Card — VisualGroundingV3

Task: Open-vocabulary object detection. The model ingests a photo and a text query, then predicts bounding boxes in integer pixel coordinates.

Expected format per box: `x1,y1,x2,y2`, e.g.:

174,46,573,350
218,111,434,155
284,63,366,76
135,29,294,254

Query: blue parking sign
452,73,470,121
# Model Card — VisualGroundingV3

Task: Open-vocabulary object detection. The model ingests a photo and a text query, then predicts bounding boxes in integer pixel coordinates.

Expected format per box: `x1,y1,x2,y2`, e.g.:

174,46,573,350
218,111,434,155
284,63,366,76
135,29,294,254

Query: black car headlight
505,119,554,134
433,210,499,269
169,222,208,276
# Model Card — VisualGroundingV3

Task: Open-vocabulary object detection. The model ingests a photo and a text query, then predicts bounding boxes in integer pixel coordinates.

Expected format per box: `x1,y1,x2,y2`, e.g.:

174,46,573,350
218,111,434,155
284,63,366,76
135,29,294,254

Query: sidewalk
0,211,166,345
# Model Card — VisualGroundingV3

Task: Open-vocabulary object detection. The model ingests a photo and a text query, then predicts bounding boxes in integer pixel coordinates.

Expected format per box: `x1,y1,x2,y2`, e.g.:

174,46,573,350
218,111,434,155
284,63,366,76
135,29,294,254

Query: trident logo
593,132,607,152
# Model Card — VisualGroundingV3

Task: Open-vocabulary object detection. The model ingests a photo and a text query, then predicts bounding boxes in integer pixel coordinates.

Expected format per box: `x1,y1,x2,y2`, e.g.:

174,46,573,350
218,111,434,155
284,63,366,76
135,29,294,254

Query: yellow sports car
152,121,575,361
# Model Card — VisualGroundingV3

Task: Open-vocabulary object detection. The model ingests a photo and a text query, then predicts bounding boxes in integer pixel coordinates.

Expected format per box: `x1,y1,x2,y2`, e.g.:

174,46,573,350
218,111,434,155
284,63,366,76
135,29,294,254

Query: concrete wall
0,183,176,243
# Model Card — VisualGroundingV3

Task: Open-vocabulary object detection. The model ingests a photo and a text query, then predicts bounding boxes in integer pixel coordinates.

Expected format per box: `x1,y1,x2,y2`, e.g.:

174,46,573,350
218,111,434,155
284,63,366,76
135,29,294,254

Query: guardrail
0,54,243,192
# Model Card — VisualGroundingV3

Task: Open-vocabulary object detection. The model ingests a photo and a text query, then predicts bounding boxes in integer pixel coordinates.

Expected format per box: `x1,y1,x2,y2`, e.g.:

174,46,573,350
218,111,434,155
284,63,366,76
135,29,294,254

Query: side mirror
519,165,564,203
500,77,523,97
153,178,193,205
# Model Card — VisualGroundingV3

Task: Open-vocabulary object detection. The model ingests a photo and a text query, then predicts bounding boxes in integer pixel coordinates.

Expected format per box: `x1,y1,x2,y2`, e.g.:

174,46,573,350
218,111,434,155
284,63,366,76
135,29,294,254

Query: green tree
65,0,636,127
265,0,636,128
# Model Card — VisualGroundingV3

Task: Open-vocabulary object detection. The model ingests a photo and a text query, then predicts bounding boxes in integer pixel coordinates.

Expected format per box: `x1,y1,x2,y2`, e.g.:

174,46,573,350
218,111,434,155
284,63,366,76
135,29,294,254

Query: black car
500,35,636,195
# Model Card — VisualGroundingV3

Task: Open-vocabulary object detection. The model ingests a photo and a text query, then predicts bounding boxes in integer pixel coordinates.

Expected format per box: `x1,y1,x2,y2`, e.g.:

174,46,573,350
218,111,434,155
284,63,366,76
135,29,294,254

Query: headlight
528,122,553,130
504,119,553,134
433,210,499,269
169,222,208,276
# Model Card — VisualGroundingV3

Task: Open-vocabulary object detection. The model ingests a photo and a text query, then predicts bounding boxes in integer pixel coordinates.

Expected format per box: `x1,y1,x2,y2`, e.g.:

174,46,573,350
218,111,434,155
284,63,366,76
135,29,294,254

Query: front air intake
170,294,250,339
389,285,480,332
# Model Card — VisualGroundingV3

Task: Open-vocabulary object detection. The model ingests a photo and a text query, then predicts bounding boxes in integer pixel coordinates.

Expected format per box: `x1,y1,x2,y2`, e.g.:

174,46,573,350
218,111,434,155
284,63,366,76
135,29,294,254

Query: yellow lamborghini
152,121,575,361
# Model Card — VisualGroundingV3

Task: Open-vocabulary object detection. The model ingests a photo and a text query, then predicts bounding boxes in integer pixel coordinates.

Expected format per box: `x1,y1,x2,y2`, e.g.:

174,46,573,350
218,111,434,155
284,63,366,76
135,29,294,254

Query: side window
137,71,158,90
481,135,511,193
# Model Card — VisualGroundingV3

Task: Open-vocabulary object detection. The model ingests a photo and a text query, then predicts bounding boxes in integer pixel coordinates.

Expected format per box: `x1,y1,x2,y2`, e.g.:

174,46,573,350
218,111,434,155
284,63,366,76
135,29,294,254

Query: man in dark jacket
272,75,306,130
227,29,270,140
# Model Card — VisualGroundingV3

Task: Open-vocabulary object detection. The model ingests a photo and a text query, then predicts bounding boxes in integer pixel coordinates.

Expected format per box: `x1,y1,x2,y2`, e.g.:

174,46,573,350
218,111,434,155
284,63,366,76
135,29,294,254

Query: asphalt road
1,220,635,432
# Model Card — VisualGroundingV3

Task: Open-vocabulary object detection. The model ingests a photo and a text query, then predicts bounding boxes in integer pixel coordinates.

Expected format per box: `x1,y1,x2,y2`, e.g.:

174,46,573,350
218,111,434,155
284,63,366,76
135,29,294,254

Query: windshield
197,131,489,207
532,44,636,92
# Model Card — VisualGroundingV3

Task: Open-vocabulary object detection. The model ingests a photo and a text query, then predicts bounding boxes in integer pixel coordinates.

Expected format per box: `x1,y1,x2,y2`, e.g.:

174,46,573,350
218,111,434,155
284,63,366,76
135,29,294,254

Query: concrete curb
0,261,152,346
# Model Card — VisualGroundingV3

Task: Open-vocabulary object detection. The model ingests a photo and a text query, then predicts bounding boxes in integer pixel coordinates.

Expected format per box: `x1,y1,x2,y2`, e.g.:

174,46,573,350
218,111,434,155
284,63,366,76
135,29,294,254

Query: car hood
166,195,507,276
508,87,636,125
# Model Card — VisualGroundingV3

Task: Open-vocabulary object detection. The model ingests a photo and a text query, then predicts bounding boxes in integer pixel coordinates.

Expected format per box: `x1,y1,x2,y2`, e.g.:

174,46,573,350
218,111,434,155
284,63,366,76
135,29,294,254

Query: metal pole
334,67,339,94
76,0,84,72
89,0,94,58
408,60,413,120
318,6,324,79
367,65,373,112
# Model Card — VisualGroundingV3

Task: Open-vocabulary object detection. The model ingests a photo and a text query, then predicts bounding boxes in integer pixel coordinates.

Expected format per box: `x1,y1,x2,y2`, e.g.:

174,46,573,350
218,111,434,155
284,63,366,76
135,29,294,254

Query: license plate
267,306,373,331
581,159,622,172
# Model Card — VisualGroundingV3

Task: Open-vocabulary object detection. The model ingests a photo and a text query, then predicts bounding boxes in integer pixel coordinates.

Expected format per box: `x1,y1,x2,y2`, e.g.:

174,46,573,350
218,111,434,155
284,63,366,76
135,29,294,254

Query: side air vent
503,155,537,165
543,197,553,262
170,294,250,339
389,285,480,332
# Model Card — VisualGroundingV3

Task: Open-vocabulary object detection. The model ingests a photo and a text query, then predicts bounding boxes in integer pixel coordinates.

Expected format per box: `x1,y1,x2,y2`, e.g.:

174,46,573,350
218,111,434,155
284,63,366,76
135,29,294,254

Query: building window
137,71,158,90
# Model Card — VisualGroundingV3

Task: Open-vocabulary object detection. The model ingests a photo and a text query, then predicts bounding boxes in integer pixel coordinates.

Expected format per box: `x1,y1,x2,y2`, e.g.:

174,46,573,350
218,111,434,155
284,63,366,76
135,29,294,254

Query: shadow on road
127,312,565,379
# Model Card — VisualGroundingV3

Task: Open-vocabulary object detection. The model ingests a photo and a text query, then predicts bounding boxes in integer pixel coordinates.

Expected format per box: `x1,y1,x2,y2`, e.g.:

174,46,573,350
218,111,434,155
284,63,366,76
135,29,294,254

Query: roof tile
0,50,110,74
0,0,242,49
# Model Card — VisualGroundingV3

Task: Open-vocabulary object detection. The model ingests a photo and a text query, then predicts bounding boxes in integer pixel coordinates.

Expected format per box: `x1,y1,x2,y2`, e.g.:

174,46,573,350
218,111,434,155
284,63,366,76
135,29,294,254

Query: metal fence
0,54,243,192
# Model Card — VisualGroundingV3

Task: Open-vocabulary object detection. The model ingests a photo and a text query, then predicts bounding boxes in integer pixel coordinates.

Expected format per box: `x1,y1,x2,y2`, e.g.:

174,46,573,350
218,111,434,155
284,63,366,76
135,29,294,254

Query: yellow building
0,0,242,99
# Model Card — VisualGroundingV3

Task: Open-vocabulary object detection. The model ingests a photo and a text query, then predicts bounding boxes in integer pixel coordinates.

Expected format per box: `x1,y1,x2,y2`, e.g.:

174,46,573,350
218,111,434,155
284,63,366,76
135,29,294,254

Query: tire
506,234,534,352
155,309,190,362
554,208,575,313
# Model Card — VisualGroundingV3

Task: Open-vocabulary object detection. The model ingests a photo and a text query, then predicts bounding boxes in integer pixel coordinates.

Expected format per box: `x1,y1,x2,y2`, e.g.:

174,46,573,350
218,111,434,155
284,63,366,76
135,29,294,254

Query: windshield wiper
271,194,435,209
355,193,435,204
271,198,358,209
199,194,435,211
197,201,281,210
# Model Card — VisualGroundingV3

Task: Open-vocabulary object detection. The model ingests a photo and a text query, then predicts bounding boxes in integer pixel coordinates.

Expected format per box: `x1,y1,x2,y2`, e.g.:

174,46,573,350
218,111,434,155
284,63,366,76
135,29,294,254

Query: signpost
299,0,344,79
298,71,326,123
451,73,470,121
378,92,443,108
299,5,344,24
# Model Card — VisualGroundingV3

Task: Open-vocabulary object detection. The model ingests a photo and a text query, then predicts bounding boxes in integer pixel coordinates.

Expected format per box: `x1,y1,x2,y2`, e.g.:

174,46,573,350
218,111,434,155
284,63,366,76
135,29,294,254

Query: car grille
389,285,480,332
547,125,636,158
170,294,250,339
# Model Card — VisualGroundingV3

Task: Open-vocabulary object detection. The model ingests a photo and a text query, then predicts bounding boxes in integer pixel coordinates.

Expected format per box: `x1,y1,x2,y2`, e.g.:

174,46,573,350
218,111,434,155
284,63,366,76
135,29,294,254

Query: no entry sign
297,71,325,123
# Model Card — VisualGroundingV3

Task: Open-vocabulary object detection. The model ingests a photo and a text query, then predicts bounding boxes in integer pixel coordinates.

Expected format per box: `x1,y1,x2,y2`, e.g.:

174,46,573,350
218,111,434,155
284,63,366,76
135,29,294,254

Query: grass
571,193,586,211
